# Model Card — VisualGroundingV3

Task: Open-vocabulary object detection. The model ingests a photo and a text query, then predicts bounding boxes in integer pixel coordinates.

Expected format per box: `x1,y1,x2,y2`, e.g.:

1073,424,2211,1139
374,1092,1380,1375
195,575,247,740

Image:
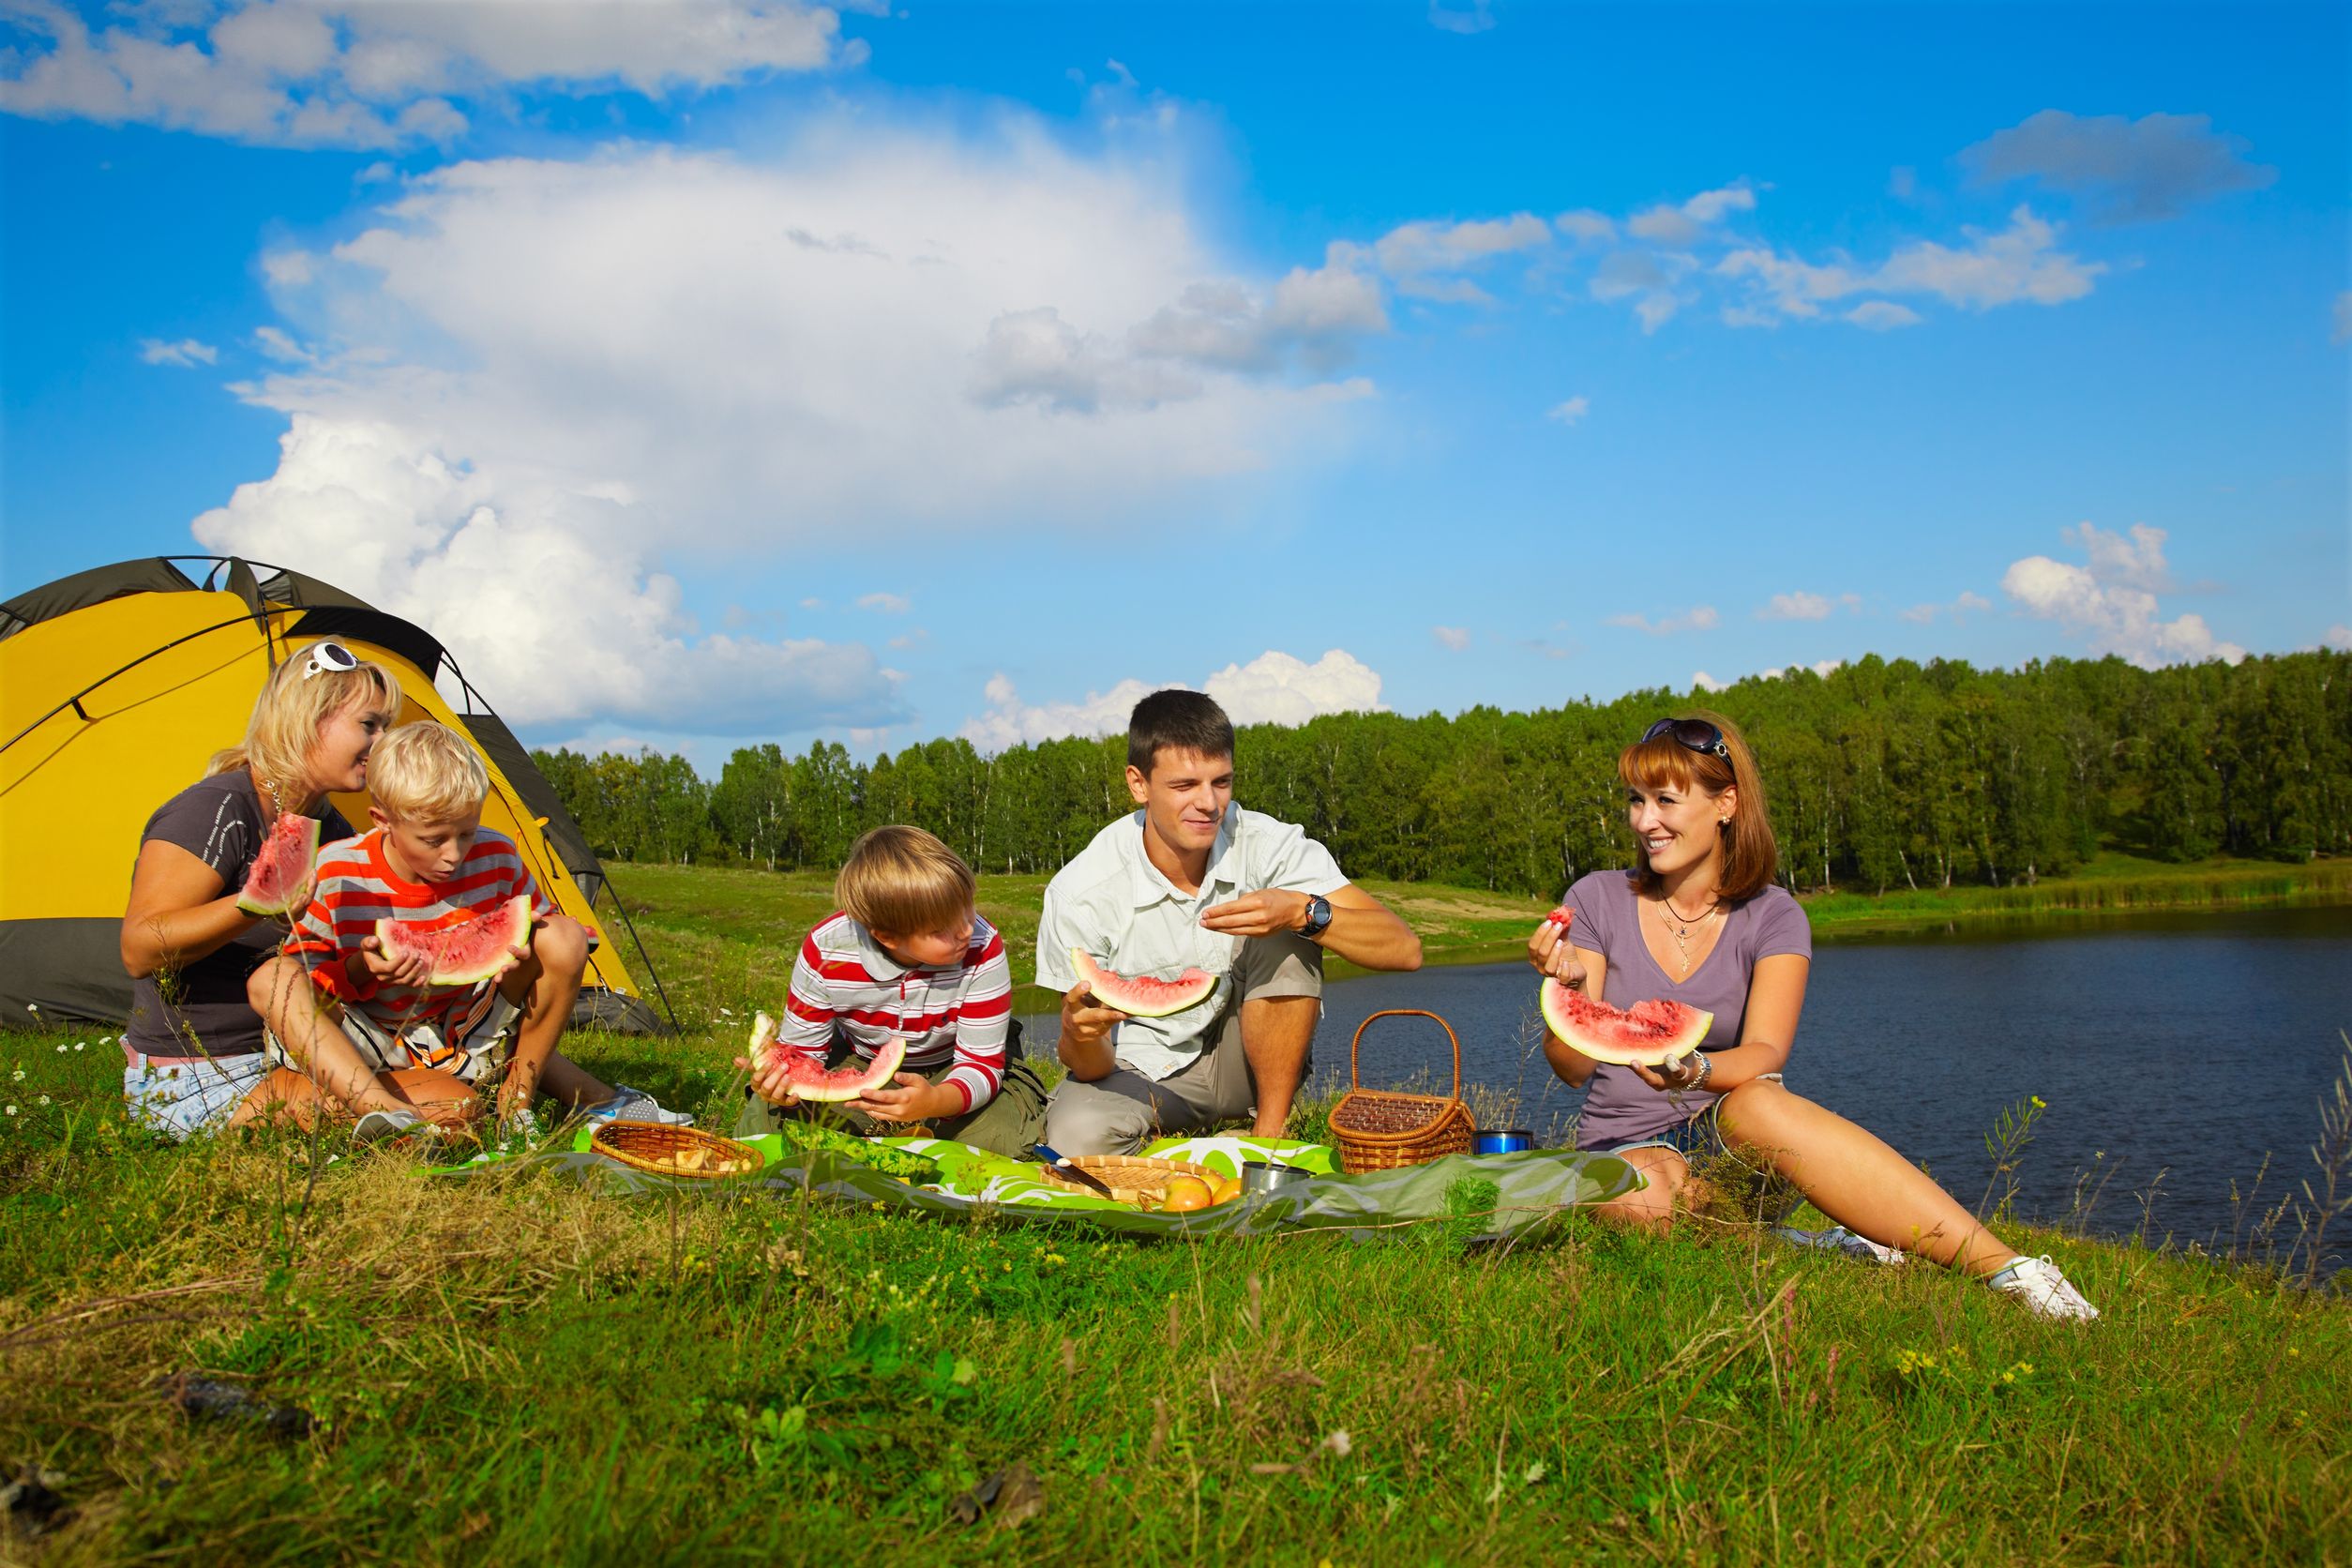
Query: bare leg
1592,1145,1691,1231
1716,1080,2019,1277
538,1053,616,1109
234,1065,480,1132
239,957,414,1123
1239,994,1318,1138
496,915,587,1120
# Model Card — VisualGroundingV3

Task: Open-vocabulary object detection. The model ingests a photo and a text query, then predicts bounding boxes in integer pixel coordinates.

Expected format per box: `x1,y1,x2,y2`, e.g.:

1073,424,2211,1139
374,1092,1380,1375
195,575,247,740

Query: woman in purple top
1529,713,2100,1320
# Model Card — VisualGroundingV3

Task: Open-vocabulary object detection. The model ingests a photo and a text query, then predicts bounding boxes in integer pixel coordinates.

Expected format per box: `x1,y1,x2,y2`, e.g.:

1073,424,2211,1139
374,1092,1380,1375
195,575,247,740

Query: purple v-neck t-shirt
1560,869,1812,1149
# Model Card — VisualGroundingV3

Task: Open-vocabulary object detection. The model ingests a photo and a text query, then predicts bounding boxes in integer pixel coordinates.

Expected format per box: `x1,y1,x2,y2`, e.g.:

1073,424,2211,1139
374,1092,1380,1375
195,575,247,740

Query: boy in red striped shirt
736,825,1047,1156
250,722,682,1138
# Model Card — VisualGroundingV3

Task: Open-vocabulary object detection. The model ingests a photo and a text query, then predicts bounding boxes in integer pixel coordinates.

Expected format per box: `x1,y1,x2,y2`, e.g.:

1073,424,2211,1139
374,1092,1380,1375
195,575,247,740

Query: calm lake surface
1033,905,2352,1252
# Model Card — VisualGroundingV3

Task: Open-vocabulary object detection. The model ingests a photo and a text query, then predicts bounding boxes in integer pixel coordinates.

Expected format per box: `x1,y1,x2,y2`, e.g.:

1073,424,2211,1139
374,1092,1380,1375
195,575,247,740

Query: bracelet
1688,1052,1712,1091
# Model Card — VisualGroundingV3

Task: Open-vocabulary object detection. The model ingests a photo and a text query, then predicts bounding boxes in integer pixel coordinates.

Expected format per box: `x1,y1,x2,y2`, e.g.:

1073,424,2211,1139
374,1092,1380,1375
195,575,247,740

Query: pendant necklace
1654,891,1720,974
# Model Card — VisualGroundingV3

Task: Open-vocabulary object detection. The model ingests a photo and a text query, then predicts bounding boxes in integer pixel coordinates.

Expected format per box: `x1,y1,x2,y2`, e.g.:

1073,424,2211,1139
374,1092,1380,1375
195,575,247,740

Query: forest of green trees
532,651,2352,898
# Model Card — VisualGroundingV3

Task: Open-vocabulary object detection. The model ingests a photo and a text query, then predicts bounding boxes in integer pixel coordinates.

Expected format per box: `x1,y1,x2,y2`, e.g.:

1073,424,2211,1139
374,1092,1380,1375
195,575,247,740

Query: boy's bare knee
534,914,590,977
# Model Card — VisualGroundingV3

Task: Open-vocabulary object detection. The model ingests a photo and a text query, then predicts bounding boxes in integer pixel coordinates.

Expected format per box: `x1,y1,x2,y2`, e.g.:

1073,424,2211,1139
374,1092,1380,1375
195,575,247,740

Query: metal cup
1240,1159,1309,1194
1472,1128,1533,1155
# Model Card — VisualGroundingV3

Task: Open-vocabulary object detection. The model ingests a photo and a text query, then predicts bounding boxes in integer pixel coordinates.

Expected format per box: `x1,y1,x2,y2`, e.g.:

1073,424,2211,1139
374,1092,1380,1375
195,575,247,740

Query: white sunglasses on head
298,641,358,681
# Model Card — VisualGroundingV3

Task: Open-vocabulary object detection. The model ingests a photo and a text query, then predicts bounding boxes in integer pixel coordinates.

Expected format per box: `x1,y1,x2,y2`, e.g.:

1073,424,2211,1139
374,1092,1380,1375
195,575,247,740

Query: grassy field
3,860,2349,1564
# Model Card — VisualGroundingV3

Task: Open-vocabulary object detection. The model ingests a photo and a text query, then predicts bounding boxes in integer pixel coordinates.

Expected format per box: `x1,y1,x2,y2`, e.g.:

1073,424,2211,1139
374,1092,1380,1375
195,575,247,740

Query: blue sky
3,0,2345,769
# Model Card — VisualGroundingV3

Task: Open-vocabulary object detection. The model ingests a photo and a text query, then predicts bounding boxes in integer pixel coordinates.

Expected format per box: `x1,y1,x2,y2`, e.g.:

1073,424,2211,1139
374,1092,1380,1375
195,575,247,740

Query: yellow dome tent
0,556,672,1033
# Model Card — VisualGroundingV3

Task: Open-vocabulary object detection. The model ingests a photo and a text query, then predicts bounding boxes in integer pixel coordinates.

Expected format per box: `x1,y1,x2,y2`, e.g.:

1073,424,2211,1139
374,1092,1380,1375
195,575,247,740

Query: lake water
1034,905,2352,1255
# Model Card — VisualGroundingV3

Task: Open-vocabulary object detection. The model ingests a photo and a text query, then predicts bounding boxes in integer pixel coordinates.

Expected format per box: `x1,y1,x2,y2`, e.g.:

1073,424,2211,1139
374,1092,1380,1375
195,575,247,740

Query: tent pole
593,876,681,1035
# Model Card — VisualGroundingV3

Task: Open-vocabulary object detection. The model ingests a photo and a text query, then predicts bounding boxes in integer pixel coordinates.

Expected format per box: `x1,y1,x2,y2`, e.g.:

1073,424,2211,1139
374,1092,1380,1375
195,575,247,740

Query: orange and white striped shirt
285,827,552,1037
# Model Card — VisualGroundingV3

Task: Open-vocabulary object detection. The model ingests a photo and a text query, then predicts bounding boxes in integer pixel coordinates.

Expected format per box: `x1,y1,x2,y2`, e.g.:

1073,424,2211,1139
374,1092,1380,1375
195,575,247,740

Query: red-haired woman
1530,713,2099,1320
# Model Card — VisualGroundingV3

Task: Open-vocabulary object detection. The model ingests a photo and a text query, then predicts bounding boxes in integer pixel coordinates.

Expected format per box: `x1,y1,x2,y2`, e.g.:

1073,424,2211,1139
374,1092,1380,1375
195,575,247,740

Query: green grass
4,864,2349,1564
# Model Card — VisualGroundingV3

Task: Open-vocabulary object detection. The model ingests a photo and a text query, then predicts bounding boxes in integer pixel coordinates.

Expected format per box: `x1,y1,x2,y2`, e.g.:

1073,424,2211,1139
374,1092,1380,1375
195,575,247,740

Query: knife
1032,1143,1119,1199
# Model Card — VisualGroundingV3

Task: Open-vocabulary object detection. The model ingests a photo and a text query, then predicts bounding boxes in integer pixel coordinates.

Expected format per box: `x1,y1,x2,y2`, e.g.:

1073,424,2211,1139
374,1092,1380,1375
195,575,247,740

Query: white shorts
123,1050,270,1141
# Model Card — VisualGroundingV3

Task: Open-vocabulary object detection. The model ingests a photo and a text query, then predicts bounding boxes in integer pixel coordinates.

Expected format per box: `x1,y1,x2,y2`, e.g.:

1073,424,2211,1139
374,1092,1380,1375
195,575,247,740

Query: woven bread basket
590,1122,765,1180
1034,1153,1215,1207
1327,1009,1474,1173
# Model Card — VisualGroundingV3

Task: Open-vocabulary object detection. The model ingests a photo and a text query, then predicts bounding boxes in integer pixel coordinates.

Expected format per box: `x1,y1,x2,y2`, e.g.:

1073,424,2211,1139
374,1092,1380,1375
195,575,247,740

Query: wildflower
25,1003,37,1012
73,1042,84,1052
10,1069,23,1081
4,1107,14,1117
36,1095,49,1107
1523,1460,1548,1484
1323,1430,1353,1458
54,1044,66,1054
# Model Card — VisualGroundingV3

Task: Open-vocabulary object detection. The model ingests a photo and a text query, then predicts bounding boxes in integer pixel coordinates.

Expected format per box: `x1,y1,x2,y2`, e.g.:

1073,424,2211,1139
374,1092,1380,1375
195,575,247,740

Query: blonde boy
738,825,1046,1156
251,722,681,1137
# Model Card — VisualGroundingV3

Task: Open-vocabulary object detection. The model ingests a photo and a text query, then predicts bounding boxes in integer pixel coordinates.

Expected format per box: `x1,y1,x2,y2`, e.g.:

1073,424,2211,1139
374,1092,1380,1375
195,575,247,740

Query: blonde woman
119,641,404,1137
1530,713,2101,1320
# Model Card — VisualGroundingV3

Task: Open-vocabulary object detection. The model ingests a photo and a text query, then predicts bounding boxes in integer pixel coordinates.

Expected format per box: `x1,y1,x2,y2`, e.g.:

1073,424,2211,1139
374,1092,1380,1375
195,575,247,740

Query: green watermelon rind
1070,949,1218,1019
1539,980,1711,1067
753,1027,905,1103
236,814,322,917
376,894,535,987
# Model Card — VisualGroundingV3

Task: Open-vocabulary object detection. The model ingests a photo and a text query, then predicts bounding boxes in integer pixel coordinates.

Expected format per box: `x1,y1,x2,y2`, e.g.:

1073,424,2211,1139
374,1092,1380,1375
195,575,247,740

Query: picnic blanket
445,1129,1642,1242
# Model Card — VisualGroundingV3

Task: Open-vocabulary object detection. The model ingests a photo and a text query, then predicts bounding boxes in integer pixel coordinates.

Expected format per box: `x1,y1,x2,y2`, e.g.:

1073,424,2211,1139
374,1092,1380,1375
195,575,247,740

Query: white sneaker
1987,1255,2100,1321
587,1084,692,1126
354,1108,426,1143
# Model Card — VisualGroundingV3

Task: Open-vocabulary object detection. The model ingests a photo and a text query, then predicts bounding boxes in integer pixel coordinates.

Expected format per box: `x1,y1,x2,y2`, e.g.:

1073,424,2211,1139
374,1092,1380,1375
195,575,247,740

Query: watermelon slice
375,895,534,986
1069,949,1218,1018
236,813,321,916
747,1012,906,1102
1539,982,1712,1067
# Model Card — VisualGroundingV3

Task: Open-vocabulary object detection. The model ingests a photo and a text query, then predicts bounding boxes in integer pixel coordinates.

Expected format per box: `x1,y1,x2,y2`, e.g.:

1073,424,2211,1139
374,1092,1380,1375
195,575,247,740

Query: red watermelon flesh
748,1013,905,1102
236,813,322,916
1542,906,1574,929
1539,982,1711,1067
1070,949,1217,1018
375,895,534,986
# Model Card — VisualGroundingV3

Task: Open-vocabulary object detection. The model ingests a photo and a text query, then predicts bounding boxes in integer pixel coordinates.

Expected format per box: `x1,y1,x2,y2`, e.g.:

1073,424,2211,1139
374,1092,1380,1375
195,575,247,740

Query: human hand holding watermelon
853,1064,961,1124
1527,905,1587,989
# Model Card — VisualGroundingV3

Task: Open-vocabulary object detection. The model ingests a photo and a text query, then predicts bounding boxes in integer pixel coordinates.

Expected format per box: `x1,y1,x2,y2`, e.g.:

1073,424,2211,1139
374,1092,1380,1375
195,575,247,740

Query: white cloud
1374,214,1551,302
1625,184,1755,247
798,596,825,610
139,337,218,367
1427,0,1496,34
855,592,912,613
1999,521,2244,668
958,648,1385,751
1691,671,1726,693
2322,626,2351,652
1846,301,1922,330
1900,590,1993,625
191,415,905,732
1960,110,2274,222
251,324,313,363
2334,292,2351,347
0,0,863,149
1589,248,1696,334
1758,591,1831,621
1809,658,1844,679
1606,605,1719,636
1555,209,1616,246
1545,396,1590,426
1432,626,1471,651
262,249,316,286
189,122,1380,735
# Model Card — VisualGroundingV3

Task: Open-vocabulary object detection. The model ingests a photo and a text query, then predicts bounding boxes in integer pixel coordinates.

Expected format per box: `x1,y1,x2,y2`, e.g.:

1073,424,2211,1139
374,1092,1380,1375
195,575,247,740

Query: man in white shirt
1035,690,1424,1155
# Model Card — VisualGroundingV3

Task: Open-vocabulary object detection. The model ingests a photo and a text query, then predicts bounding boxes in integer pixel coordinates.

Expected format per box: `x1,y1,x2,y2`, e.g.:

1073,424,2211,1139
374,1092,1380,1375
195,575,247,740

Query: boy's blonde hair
368,722,490,823
837,825,974,935
208,641,403,812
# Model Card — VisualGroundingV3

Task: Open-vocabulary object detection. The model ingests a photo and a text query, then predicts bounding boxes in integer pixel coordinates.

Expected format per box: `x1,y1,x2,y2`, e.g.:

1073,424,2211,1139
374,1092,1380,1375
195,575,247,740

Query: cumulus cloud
191,415,905,732
1717,205,2102,325
1545,396,1589,426
1759,591,1832,621
190,123,1381,734
0,0,863,150
1691,671,1726,693
1555,209,1616,246
1846,301,1922,330
139,337,218,367
1605,605,1719,636
1432,626,1471,651
1999,521,2244,668
1374,214,1551,304
856,592,911,613
959,649,1385,751
1625,184,1755,247
1900,590,1994,625
2323,626,2352,652
1960,110,2275,222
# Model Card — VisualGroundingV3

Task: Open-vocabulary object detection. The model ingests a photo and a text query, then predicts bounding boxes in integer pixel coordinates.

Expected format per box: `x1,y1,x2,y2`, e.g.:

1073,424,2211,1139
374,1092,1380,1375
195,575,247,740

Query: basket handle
1348,1009,1462,1100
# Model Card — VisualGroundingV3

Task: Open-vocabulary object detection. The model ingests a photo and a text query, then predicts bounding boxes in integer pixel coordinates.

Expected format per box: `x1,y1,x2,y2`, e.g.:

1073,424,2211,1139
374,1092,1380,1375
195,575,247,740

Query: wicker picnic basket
590,1122,765,1180
1327,1009,1474,1174
1034,1154,1215,1207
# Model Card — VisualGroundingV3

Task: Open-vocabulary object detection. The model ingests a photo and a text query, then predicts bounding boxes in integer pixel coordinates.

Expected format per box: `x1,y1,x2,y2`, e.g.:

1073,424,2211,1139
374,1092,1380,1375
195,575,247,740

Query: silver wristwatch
1300,894,1334,939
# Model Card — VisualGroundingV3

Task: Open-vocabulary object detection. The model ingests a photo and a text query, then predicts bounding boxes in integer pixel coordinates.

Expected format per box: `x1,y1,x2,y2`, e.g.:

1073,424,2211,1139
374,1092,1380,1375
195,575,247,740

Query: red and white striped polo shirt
286,827,553,1038
776,911,1013,1112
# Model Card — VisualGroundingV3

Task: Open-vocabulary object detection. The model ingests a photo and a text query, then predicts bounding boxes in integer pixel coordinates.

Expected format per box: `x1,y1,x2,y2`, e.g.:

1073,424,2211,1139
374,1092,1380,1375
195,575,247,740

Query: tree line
531,651,2352,897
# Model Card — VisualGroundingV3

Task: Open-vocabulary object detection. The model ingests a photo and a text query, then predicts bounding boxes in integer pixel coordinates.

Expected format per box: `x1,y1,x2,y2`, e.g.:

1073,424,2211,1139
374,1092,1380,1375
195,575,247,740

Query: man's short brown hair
837,825,975,934
1126,688,1235,775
